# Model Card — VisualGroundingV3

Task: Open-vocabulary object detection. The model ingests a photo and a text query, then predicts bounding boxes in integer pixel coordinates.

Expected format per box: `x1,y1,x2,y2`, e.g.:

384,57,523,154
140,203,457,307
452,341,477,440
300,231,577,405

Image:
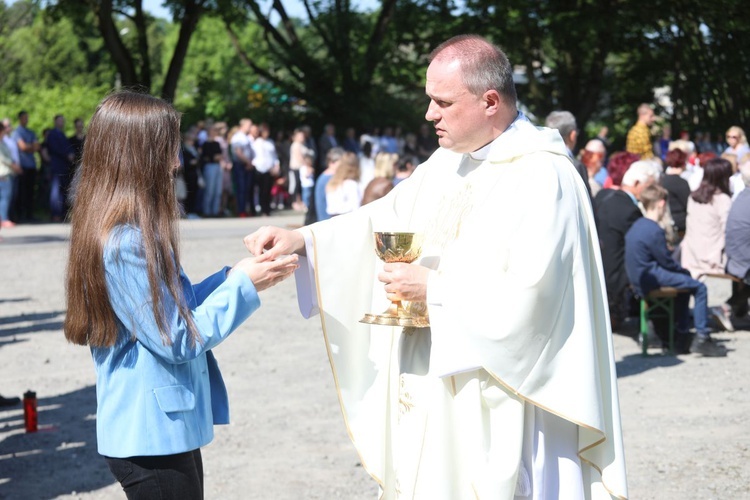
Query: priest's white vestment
294,118,628,499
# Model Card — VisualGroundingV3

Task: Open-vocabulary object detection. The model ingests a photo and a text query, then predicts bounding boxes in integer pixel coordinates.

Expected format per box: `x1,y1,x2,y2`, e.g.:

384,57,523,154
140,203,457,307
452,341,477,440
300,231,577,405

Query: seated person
725,161,750,317
661,148,691,235
625,184,727,357
594,153,648,331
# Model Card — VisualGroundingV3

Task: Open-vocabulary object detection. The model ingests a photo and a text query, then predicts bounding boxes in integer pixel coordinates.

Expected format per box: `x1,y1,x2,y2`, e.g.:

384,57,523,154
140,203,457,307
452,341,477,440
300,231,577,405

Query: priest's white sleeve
293,227,319,319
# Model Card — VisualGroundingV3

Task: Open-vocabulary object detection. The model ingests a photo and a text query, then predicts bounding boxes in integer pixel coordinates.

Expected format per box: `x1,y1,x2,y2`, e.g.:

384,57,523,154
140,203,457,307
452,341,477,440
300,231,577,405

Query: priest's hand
379,263,430,302
244,226,306,259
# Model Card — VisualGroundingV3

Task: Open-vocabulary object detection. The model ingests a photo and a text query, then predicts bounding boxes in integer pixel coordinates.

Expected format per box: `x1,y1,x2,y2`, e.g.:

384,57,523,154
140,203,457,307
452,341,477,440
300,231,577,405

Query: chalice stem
385,300,404,318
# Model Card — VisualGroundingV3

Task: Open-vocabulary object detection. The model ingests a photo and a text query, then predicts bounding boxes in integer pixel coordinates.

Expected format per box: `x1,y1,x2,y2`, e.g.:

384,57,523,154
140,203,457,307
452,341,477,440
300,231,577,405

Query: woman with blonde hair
723,127,749,199
724,126,749,162
64,91,297,499
374,151,398,179
325,151,361,216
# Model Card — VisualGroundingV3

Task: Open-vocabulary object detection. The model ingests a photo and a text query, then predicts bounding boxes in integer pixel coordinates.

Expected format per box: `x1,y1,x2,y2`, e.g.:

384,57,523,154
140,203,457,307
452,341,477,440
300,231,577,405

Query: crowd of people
0,111,439,237
0,112,85,231
175,119,437,224
573,105,750,357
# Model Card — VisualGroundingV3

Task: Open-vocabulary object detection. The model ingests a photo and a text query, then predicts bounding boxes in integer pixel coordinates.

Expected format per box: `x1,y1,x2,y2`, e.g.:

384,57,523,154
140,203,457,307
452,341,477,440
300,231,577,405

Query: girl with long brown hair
64,91,297,499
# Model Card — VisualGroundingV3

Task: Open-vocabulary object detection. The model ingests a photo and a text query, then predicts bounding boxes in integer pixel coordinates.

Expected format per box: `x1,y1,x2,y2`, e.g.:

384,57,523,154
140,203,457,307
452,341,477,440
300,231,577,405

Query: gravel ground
1,216,748,500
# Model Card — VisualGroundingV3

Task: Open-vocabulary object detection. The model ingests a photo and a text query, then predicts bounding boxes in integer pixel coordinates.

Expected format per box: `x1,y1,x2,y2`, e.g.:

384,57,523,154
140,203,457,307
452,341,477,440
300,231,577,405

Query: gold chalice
360,232,430,328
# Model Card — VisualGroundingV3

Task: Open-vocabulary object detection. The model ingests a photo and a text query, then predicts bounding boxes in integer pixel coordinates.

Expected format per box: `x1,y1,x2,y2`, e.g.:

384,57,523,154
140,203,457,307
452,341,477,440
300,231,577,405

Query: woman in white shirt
325,152,361,216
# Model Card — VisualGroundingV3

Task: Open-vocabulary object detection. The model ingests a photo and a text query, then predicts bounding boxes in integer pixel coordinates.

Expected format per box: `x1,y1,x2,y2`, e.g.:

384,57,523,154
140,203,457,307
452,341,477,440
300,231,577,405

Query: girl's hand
230,253,299,292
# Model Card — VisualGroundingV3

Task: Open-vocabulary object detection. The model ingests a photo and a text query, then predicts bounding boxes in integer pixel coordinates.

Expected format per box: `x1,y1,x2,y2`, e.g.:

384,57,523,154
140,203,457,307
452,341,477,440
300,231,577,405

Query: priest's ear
482,89,502,116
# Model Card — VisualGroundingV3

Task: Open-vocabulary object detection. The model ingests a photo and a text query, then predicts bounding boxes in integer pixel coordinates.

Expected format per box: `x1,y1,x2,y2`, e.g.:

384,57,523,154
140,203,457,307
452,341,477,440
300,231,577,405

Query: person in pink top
681,157,735,330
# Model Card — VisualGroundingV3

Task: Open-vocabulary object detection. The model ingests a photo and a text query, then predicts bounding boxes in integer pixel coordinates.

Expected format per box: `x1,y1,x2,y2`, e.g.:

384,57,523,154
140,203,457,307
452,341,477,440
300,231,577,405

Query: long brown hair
64,91,198,348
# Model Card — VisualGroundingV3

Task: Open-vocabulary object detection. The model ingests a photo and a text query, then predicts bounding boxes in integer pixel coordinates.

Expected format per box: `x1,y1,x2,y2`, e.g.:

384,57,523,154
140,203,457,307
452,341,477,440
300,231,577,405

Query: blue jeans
202,163,222,216
49,172,68,219
104,449,203,500
0,178,12,221
302,186,313,209
232,161,255,215
655,270,710,337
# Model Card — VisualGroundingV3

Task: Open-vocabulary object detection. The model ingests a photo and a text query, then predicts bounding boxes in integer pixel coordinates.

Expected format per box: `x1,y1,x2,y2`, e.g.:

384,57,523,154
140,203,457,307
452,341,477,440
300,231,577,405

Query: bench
640,287,690,356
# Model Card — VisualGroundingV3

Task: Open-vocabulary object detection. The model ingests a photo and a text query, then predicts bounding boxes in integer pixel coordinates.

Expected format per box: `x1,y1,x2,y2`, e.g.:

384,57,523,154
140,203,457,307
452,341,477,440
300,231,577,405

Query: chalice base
360,312,430,328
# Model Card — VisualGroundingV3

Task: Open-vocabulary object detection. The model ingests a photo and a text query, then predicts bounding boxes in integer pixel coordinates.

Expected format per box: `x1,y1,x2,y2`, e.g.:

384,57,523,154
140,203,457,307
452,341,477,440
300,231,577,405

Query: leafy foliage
0,0,748,142
0,83,111,136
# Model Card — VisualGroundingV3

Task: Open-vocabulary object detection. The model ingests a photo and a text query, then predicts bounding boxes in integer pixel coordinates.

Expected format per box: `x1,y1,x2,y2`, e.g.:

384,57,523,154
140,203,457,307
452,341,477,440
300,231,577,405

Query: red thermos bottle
23,390,37,433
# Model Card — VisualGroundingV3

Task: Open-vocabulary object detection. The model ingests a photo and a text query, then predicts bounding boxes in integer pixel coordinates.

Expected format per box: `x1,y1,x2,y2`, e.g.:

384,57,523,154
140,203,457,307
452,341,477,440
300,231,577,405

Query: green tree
634,0,750,134
47,0,211,100
219,0,431,128
169,15,264,125
0,1,113,133
0,83,109,137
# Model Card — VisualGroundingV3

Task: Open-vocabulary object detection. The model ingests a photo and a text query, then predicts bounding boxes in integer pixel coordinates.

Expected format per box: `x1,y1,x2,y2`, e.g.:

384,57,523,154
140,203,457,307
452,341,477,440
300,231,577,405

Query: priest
245,34,628,499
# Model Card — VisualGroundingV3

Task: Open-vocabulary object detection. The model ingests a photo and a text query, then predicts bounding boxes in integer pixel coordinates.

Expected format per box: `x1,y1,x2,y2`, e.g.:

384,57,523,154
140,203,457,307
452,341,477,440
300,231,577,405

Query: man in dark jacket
47,115,74,221
594,153,645,331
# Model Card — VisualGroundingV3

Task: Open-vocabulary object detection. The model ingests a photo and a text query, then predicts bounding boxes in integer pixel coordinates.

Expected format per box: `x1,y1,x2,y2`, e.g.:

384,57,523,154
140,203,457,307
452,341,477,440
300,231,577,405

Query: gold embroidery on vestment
423,181,474,250
398,375,415,418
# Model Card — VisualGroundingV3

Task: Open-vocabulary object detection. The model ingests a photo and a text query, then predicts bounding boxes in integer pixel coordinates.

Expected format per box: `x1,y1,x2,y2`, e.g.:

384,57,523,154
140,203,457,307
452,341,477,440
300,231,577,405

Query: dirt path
1,217,748,499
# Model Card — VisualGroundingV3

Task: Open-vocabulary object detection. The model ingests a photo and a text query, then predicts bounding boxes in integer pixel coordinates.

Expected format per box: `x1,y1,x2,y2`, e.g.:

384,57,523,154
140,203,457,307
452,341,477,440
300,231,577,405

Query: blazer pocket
153,385,196,413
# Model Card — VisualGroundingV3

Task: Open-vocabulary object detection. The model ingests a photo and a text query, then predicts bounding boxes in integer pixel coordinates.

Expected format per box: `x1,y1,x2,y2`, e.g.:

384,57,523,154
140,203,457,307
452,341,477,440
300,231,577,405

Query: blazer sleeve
648,224,687,274
105,228,260,364
192,267,232,304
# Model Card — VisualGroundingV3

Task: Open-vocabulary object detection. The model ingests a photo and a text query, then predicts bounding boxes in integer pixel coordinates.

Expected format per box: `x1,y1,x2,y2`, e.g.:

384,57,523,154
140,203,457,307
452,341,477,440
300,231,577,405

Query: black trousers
15,168,37,220
728,277,750,317
105,449,203,500
256,170,273,215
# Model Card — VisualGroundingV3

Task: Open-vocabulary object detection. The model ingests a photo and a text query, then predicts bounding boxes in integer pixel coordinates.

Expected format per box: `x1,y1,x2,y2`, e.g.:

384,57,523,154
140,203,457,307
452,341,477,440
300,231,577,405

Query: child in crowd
624,184,727,357
300,151,315,211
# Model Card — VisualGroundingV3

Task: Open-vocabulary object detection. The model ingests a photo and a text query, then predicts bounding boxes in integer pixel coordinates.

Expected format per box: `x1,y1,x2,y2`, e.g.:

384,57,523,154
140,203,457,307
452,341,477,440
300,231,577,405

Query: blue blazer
92,226,259,458
624,217,692,297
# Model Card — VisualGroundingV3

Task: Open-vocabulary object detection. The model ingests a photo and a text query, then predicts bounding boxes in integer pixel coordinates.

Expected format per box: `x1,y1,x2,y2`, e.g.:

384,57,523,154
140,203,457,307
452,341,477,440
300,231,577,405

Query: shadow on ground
0,311,66,342
613,317,685,377
0,298,30,305
0,386,114,499
616,352,684,378
0,235,69,246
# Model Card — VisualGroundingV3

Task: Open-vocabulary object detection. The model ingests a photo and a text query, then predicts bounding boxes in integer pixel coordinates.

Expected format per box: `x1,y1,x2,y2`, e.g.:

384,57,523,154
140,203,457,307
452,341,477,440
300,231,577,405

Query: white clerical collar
469,142,492,161
468,111,527,161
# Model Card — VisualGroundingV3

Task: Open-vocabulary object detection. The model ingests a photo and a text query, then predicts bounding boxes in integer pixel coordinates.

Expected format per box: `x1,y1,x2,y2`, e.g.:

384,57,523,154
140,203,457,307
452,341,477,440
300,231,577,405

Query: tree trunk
95,0,138,87
132,0,151,90
161,0,203,101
